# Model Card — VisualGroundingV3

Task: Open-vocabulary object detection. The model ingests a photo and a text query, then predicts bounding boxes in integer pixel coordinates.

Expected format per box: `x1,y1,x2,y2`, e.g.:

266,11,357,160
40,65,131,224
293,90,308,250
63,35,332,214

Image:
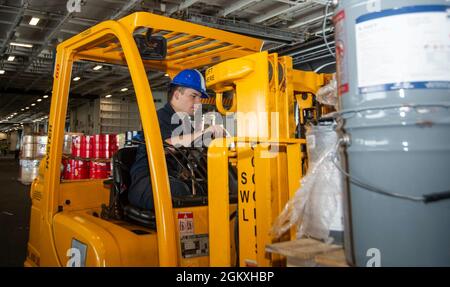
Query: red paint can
108,144,118,158
92,134,118,159
72,134,118,159
89,160,111,179
63,159,90,180
71,135,82,157
107,134,118,158
92,141,105,159
61,158,67,180
81,136,94,158
72,135,94,158
92,134,104,159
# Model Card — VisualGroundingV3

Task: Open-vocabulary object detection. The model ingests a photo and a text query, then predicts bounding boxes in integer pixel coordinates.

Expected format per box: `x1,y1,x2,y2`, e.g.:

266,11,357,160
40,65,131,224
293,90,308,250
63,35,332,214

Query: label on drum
355,5,450,93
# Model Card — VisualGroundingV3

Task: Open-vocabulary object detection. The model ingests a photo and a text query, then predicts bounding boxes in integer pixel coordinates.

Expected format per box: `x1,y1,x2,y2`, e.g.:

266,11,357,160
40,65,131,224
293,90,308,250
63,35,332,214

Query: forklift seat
104,145,237,228
109,146,156,228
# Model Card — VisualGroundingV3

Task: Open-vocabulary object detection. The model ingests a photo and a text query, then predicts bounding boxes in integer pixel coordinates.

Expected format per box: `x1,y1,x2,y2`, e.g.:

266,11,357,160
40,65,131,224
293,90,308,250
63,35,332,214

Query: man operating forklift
128,69,226,210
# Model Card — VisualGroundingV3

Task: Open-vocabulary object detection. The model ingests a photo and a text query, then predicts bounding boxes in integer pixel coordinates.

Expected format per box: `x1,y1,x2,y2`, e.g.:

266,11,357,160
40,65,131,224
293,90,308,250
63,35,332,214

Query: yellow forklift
25,12,330,267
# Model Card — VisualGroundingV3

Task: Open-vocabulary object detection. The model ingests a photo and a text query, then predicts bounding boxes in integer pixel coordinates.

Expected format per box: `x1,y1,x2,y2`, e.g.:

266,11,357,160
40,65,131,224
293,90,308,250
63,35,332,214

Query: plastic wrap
116,133,126,148
19,159,40,184
271,121,343,243
35,136,47,158
63,133,83,155
21,143,36,158
316,76,337,108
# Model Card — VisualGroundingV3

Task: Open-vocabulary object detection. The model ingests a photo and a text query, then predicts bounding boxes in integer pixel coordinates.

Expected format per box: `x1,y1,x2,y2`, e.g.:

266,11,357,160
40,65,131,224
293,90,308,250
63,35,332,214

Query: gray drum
335,0,450,266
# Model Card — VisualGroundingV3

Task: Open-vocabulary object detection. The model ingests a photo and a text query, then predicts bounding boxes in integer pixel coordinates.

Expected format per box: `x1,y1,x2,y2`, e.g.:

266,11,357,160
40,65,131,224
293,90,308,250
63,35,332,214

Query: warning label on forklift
180,234,209,258
355,5,450,93
178,212,194,236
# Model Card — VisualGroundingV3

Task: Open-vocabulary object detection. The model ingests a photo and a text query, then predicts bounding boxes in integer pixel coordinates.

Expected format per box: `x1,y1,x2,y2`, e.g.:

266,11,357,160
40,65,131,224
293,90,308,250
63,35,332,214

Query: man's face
171,87,202,116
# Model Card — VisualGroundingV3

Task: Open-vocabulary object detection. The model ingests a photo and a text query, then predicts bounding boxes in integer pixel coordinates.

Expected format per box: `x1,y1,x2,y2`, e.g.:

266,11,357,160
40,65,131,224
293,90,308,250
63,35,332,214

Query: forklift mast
206,52,328,266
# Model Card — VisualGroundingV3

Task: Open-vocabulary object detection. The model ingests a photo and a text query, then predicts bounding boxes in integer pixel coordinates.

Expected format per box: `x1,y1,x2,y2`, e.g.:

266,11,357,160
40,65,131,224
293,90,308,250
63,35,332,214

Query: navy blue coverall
128,103,192,210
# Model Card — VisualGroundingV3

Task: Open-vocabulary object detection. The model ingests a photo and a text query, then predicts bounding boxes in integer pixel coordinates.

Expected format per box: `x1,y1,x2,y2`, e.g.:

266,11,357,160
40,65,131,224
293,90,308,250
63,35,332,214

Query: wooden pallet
266,238,349,267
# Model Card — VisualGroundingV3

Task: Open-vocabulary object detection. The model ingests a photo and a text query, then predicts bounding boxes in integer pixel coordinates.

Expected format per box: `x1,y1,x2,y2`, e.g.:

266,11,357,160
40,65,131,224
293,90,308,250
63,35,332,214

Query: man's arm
165,125,226,147
165,130,204,147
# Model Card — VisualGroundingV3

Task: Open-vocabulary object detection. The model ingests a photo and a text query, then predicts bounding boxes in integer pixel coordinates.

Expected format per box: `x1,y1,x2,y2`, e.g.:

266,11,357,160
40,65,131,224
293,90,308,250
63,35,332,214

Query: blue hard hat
170,69,209,98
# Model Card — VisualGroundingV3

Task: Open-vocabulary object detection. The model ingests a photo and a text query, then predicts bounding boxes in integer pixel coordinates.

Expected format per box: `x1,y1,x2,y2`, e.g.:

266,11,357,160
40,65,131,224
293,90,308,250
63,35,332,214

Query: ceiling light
13,113,17,115
7,56,15,61
164,73,169,77
73,76,80,81
43,95,48,98
37,99,42,102
105,94,112,98
21,109,24,111
10,42,33,48
93,65,103,70
120,88,128,92
0,70,5,75
25,107,29,109
31,103,36,106
29,17,40,26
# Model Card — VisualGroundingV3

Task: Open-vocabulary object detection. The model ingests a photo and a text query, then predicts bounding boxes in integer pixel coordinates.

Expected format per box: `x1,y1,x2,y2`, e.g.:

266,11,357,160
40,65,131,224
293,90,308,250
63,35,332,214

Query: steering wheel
192,130,215,148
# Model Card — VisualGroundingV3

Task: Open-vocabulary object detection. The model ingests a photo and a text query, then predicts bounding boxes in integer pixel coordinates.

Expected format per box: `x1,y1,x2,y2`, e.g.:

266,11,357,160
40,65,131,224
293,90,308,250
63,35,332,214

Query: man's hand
166,125,230,147
203,125,228,138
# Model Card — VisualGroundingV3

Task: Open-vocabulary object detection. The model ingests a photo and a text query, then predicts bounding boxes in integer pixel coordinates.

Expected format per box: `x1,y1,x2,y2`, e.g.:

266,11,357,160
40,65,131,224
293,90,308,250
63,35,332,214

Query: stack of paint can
71,134,118,159
62,158,90,180
71,135,95,158
61,134,118,180
89,160,111,179
108,134,119,158
92,134,118,159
